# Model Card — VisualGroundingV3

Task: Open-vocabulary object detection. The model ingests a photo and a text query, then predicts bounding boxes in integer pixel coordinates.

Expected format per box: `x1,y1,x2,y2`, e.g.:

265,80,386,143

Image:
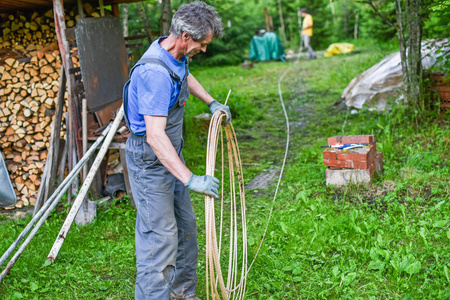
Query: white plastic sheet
343,39,449,110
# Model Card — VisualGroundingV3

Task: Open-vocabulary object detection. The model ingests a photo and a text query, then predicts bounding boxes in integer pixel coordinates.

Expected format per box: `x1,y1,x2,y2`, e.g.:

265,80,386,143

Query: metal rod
47,106,124,263
0,124,112,269
81,98,88,217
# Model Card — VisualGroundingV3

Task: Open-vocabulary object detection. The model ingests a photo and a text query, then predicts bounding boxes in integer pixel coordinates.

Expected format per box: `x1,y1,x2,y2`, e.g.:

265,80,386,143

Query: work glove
185,173,220,199
208,100,231,125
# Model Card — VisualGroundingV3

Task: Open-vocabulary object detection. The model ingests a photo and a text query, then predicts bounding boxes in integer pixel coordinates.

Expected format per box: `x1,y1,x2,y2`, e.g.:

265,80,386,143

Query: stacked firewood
0,8,92,209
0,3,107,50
0,48,84,208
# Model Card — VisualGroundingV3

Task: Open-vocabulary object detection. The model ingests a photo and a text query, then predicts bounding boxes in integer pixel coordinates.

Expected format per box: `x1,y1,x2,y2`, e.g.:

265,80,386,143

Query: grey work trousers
126,133,198,299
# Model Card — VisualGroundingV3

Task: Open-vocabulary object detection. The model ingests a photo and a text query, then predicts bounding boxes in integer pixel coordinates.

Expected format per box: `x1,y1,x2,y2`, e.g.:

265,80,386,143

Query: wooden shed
0,0,140,211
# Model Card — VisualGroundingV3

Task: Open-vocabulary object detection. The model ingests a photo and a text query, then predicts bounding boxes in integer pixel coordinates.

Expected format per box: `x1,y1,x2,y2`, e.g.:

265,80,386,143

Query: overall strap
130,57,182,82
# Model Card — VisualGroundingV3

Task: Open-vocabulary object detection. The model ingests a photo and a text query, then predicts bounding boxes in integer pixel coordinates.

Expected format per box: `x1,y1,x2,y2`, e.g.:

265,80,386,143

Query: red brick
336,145,376,162
322,148,338,159
327,135,376,146
323,158,372,169
434,86,450,93
323,151,375,169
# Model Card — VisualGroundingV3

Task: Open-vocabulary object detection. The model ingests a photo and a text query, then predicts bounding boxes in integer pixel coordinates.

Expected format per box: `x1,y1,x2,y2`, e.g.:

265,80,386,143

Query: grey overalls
124,58,198,299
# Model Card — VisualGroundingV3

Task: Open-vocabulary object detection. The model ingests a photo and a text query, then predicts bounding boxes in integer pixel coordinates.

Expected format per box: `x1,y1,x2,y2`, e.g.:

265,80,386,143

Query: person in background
124,1,231,299
301,8,317,59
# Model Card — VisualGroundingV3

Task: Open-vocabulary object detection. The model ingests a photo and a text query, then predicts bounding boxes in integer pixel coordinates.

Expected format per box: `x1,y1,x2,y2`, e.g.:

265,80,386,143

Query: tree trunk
265,7,270,32
406,0,423,108
137,2,153,44
122,3,128,37
160,0,171,37
395,0,423,108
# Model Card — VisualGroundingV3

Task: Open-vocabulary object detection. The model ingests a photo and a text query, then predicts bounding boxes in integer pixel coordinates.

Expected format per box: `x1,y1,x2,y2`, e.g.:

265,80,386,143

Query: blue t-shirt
127,37,189,135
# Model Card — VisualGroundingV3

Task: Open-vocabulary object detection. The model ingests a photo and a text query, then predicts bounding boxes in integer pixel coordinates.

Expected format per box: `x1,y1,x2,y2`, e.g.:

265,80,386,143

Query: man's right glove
185,173,219,199
208,100,231,125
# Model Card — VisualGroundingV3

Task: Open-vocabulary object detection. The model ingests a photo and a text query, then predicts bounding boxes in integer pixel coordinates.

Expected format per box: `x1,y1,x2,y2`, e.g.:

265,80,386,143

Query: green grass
1,39,450,299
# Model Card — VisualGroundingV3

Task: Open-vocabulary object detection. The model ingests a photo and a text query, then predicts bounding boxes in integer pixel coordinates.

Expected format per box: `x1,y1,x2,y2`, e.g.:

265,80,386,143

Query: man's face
184,32,214,57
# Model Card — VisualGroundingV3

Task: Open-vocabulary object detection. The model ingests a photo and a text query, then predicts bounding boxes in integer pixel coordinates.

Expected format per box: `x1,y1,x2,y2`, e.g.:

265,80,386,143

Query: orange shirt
302,14,313,37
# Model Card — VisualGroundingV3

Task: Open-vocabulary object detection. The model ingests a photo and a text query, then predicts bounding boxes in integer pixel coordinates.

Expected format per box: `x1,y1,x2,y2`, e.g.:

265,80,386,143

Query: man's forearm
144,115,191,184
188,73,215,105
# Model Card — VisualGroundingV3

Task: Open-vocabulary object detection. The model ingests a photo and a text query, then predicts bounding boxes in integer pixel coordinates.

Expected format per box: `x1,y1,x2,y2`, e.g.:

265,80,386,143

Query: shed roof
0,0,141,13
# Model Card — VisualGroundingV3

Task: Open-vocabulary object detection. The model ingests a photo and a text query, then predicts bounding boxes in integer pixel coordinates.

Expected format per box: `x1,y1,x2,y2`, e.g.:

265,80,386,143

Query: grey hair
169,1,224,41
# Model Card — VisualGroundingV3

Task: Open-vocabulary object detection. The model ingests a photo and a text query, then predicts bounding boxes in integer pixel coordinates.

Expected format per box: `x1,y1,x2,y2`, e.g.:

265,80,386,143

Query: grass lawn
1,39,449,299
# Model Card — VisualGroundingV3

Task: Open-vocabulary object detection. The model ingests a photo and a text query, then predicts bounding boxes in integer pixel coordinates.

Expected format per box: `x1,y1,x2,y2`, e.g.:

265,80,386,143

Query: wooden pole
111,4,120,17
53,0,80,197
58,136,68,184
47,106,124,263
354,13,359,40
33,66,66,215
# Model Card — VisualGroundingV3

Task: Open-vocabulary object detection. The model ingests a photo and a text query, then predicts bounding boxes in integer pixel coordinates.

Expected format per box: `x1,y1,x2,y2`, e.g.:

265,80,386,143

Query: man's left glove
208,100,231,125
185,173,220,199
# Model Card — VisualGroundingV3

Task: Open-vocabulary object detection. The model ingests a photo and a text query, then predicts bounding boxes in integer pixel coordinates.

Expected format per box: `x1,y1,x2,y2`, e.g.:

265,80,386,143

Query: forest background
123,0,450,66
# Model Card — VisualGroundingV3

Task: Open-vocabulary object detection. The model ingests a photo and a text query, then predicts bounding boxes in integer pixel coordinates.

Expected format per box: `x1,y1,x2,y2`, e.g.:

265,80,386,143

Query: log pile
0,48,83,209
0,3,107,49
0,7,93,209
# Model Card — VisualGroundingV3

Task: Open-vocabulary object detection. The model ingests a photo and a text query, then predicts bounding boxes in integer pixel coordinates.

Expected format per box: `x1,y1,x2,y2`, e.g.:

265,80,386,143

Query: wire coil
205,109,248,300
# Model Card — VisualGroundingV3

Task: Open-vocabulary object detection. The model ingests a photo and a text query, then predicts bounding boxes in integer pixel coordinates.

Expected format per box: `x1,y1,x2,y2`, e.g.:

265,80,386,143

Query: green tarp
249,32,285,61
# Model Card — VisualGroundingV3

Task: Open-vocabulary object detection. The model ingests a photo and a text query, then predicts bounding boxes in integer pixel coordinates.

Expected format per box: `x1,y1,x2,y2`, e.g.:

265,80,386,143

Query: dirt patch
245,169,280,190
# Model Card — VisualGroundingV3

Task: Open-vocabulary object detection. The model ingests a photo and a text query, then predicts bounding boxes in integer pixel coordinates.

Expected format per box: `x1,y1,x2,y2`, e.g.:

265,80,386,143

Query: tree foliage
120,0,448,67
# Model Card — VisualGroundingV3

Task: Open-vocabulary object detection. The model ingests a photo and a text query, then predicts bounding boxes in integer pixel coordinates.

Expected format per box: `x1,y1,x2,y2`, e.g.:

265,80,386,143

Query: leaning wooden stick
0,124,112,282
47,106,124,263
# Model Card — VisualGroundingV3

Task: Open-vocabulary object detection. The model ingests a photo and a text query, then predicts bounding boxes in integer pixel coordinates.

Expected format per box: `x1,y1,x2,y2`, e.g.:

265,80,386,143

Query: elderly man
124,2,230,299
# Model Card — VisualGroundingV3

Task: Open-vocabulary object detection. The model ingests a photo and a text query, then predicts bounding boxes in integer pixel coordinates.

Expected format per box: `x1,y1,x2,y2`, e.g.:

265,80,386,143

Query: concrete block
326,166,375,186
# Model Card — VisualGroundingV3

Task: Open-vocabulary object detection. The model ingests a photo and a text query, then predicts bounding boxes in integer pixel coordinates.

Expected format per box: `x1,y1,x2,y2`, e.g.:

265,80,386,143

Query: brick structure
323,135,383,186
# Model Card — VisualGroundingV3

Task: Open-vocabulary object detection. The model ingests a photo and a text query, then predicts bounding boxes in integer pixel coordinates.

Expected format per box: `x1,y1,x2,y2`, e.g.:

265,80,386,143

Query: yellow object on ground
324,43,354,57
